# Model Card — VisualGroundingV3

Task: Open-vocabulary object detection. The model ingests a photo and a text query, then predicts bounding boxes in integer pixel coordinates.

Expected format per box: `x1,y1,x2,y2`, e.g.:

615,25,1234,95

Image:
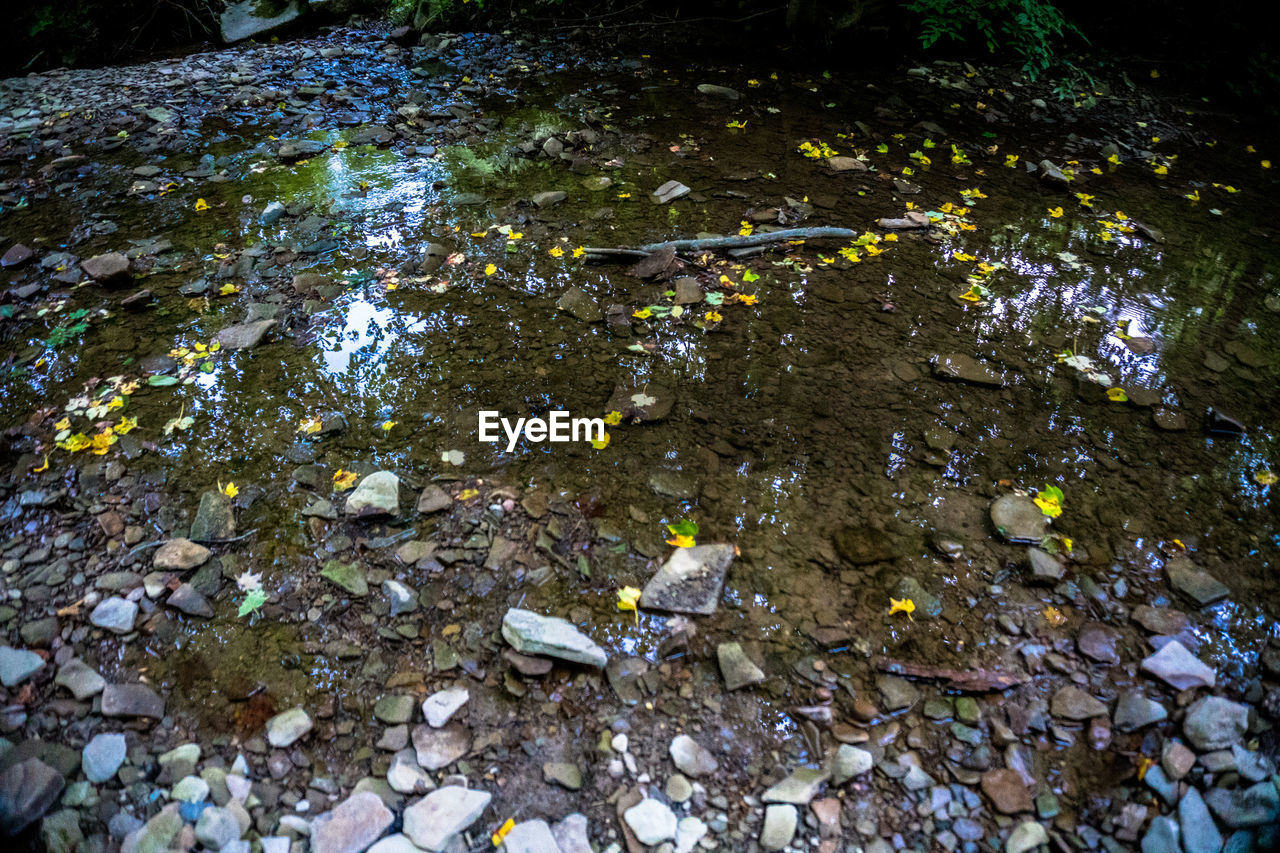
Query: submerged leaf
616,586,642,624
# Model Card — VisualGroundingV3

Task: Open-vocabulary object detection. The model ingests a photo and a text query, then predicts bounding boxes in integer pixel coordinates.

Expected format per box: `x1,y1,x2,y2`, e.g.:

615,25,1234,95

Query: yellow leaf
736,293,758,305
298,416,322,435
194,198,209,212
1061,537,1073,553
572,246,586,258
1043,606,1067,627
457,488,479,500
484,263,497,276
116,416,138,435
888,597,915,620
1004,154,1019,168
90,430,117,456
616,586,642,625
883,233,898,242
590,432,611,449
107,396,125,410
1107,387,1128,402
632,307,652,319
492,818,516,846
738,221,754,237
704,310,723,323
31,455,49,473
953,252,976,262
603,410,623,426
1048,207,1064,218
219,283,240,296
220,481,239,499
55,417,70,431
1153,164,1168,176
548,246,565,258
333,469,358,491
1033,495,1063,518
1255,470,1279,486
381,420,396,431
1263,160,1272,169
1075,193,1095,207
665,533,695,548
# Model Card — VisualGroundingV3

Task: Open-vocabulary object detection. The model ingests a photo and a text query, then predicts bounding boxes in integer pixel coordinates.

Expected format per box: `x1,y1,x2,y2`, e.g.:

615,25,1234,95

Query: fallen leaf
616,586,642,624
888,597,915,620
333,469,358,491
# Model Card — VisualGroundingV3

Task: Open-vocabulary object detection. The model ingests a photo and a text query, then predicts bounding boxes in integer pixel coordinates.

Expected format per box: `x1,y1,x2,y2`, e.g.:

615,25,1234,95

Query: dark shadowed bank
2,0,1278,108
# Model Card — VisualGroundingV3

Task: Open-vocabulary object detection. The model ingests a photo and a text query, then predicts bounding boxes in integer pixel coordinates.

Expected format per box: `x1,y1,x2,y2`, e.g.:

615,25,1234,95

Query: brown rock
81,252,130,283
154,538,210,570
981,769,1033,814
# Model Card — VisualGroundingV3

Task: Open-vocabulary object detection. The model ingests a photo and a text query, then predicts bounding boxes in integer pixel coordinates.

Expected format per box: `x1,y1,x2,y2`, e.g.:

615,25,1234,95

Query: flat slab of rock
933,353,1006,387
311,791,393,853
990,496,1049,543
411,722,470,770
346,471,400,516
1141,640,1215,690
215,320,275,350
402,786,491,852
422,687,469,728
1113,691,1167,731
556,286,602,322
190,490,235,541
266,707,312,747
1165,556,1229,606
81,252,130,283
222,0,303,43
981,768,1033,814
624,798,678,845
717,641,765,690
1050,686,1107,720
651,180,691,204
0,758,65,835
167,584,213,618
101,684,164,719
90,597,138,634
154,538,210,570
321,560,368,596
1183,695,1249,751
696,83,740,100
604,381,675,422
1132,605,1189,635
532,191,567,208
501,608,607,667
640,544,735,615
0,646,44,687
417,485,451,514
54,659,105,700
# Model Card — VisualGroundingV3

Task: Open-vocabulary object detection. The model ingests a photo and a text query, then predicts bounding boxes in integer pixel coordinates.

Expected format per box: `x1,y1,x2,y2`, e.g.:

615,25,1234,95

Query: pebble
624,798,678,845
422,687,469,727
402,786,491,851
760,804,798,851
265,707,313,747
82,733,127,783
669,734,719,777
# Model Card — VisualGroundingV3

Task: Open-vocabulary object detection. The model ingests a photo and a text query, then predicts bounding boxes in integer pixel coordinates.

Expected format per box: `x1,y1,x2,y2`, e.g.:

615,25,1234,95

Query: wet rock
221,0,302,42
1166,557,1229,606
501,608,607,667
875,675,920,711
81,733,126,783
1183,696,1250,751
1179,787,1223,853
1051,686,1107,720
266,707,312,747
651,180,691,204
503,820,561,853
1162,741,1196,780
981,769,1033,814
532,191,567,208
215,319,275,350
543,762,581,790
640,543,734,615
827,156,868,172
1,243,33,268
1133,605,1190,635
990,496,1049,543
322,560,368,596
760,804,797,851
648,468,700,500
1007,821,1049,853
764,767,828,804
696,83,740,99
190,490,235,541
1154,408,1187,431
410,723,470,770
1027,547,1065,582
1145,765,1179,805
382,580,418,616
89,597,137,634
81,252,130,283
889,577,941,619
1142,640,1215,690
417,485,451,514
402,785,491,851
346,471,400,516
40,810,82,853
625,798,678,845
1077,623,1120,664
669,735,718,777
374,695,416,725
933,353,1006,387
0,646,44,687
261,201,286,225
0,758,65,835
1204,783,1279,829
673,277,703,304
831,744,873,784
167,583,213,618
604,381,675,422
422,687,468,728
552,814,592,853
832,525,902,564
1038,159,1071,185
717,641,765,690
556,286,602,322
195,806,241,849
1114,691,1168,731
154,538,210,570
54,659,105,700
311,791,394,853
1142,816,1181,853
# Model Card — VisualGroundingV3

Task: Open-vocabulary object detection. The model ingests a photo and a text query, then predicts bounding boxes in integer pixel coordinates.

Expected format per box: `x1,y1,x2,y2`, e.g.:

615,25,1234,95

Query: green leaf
667,519,699,538
238,588,268,618
704,292,725,306
147,375,178,387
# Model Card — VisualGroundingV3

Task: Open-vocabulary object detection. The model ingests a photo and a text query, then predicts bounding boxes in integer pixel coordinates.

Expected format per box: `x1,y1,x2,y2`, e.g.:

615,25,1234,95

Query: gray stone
215,320,275,350
190,490,235,541
1166,556,1229,606
990,495,1048,542
167,583,213,618
374,695,416,725
934,353,1006,387
1204,783,1280,828
411,723,470,770
1142,640,1216,690
542,762,581,790
532,191,567,208
311,791,394,853
416,486,451,514
763,767,828,804
1145,765,1178,805
1006,821,1049,853
760,804,797,851
195,806,241,850
402,786,491,852
130,807,181,853
876,674,921,711
696,83,741,99
1180,788,1224,853
552,814,592,853
717,641,764,690
81,252,130,283
889,576,941,619
1050,686,1107,720
383,580,417,616
153,538,210,570
322,560,368,596
170,775,209,803
1114,691,1167,731
101,684,164,719
422,688,469,728
40,809,82,853
1077,622,1120,664
0,758,65,835
266,707,312,747
556,286,602,322
89,597,137,634
640,544,735,615
673,277,703,305
501,608,607,667
82,733,126,783
346,471,400,516
502,820,561,853
261,201,287,225
651,180,691,204
669,734,718,778
624,798,678,845
221,0,303,43
386,750,433,795
1028,548,1065,582
1183,696,1249,751
54,659,105,700
0,646,44,687
367,835,420,853
831,744,874,784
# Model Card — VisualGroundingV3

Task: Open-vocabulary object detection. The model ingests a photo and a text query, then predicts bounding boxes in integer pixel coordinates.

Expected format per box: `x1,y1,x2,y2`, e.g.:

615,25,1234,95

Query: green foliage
44,311,89,350
902,0,1080,79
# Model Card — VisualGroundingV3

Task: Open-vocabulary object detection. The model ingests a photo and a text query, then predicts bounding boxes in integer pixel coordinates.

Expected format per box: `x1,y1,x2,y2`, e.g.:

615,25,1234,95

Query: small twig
583,227,860,261
194,528,258,545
